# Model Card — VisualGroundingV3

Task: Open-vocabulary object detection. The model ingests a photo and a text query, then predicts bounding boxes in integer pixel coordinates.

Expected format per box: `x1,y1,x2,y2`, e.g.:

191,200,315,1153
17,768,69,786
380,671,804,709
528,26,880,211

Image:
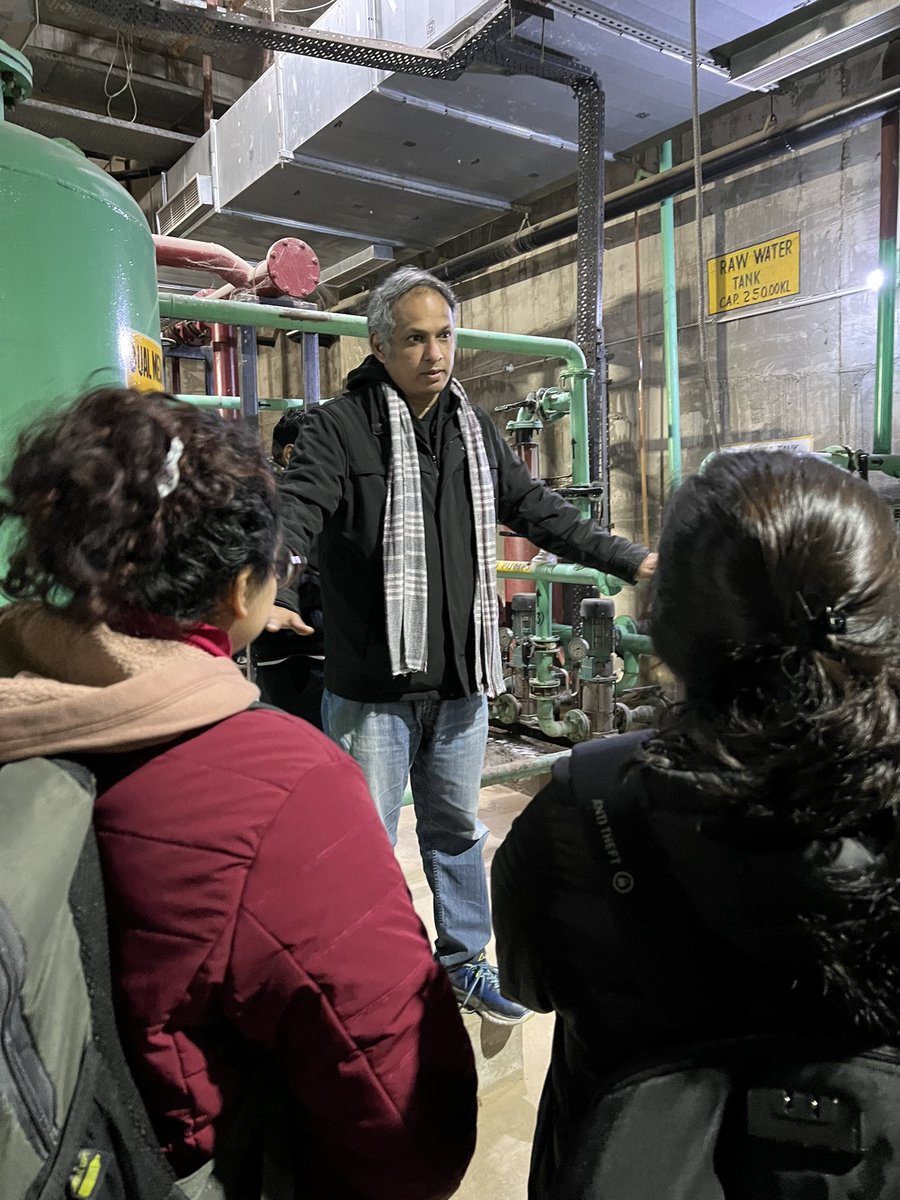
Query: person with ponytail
0,388,476,1200
492,449,900,1199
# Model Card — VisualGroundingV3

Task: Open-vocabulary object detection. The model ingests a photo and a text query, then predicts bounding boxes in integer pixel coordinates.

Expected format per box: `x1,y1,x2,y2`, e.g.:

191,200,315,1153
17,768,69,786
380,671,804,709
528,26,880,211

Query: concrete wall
316,42,894,569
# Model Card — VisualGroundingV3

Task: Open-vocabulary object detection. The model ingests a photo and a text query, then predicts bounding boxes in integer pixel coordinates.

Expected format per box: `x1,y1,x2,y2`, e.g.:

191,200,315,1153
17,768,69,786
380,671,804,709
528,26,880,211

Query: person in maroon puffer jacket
0,388,477,1200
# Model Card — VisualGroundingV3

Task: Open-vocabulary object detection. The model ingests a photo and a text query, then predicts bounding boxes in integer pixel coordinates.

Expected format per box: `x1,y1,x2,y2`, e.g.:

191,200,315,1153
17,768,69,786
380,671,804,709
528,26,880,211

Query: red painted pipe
155,235,320,299
154,235,254,289
210,324,238,395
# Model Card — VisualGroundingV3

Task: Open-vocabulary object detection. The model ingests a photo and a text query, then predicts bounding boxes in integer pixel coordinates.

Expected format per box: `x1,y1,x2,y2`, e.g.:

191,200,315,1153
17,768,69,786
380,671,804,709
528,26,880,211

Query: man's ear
370,331,387,364
284,443,295,464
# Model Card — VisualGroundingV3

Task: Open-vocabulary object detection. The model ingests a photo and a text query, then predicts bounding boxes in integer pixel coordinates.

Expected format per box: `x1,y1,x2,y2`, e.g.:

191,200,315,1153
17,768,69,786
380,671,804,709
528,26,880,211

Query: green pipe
479,752,570,787
617,630,655,658
535,578,553,639
560,366,594,519
173,395,305,409
615,615,652,691
158,293,592,515
659,140,683,488
619,652,640,692
534,698,590,742
159,294,587,368
874,233,897,454
496,560,623,596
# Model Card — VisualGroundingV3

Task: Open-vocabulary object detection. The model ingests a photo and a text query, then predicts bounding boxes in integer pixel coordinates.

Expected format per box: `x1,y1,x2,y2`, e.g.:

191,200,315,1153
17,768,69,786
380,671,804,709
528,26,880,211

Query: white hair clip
157,436,184,500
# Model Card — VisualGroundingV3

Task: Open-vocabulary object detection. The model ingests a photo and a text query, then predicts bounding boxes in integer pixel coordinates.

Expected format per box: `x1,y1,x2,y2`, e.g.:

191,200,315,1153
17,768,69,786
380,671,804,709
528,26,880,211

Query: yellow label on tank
707,231,800,315
127,331,164,392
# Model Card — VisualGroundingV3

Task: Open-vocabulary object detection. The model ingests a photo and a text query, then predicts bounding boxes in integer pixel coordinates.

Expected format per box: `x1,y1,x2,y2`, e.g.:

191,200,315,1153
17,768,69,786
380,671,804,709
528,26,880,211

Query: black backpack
553,732,900,1200
0,757,183,1200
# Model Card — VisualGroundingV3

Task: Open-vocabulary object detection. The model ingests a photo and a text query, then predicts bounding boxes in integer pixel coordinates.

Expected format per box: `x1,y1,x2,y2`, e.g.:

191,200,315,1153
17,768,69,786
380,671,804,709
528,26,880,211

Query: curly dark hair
0,388,279,625
271,409,306,458
651,449,900,809
649,449,900,1033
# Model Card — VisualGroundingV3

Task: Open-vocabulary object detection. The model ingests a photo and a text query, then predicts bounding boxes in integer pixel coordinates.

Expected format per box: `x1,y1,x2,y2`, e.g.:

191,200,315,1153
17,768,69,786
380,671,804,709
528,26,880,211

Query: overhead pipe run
431,75,900,287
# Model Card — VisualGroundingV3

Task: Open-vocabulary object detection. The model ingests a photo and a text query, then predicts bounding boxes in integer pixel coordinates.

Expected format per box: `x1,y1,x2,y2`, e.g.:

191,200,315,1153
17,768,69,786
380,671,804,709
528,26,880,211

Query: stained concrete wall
315,41,895,569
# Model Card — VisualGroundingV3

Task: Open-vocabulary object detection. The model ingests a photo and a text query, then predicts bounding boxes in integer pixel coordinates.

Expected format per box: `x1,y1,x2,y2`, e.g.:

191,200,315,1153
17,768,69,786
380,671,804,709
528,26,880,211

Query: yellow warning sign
707,231,800,315
126,331,164,392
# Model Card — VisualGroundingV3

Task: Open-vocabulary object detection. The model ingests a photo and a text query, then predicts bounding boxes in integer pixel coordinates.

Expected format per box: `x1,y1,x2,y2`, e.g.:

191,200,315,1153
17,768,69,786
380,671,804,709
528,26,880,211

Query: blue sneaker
446,953,532,1024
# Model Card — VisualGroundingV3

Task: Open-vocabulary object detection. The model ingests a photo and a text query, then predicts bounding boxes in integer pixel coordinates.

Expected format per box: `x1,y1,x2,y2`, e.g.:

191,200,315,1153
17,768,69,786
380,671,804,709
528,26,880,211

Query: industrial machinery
488,385,662,744
491,591,663,743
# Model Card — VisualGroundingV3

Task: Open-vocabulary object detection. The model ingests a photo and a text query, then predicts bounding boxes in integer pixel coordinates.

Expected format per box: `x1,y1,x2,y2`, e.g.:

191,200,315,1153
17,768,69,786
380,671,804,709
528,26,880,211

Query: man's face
370,287,456,407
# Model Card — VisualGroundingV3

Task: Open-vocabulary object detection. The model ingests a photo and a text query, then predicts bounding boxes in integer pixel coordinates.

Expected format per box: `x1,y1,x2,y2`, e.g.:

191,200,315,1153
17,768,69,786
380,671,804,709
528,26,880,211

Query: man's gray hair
367,267,458,347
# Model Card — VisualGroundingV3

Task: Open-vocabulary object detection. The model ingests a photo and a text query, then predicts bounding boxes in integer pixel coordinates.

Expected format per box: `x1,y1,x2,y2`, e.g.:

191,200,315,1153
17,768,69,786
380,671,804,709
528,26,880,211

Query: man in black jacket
253,411,326,727
268,266,655,1022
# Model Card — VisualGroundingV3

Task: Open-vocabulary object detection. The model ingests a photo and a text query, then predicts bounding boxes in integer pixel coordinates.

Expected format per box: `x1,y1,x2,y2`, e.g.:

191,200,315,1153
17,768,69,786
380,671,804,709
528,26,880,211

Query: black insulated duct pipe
431,74,900,285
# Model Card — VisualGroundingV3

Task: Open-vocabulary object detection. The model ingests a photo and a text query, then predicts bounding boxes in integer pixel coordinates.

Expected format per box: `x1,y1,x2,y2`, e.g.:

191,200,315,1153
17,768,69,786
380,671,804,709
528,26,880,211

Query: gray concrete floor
396,784,555,1200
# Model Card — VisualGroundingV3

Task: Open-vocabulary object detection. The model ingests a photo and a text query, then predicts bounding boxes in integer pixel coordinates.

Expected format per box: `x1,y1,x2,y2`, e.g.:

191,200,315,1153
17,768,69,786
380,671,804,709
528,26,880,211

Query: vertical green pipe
561,366,593,520
874,249,896,454
535,579,553,639
659,140,683,488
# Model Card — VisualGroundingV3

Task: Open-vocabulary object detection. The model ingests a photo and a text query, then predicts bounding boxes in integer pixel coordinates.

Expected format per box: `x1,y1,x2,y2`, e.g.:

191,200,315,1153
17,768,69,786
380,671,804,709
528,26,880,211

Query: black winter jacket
277,358,650,702
492,733,895,1200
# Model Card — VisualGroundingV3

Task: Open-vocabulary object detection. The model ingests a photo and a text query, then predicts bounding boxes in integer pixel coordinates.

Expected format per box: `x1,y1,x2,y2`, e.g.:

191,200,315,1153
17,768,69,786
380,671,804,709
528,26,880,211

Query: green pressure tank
0,39,161,460
0,39,161,577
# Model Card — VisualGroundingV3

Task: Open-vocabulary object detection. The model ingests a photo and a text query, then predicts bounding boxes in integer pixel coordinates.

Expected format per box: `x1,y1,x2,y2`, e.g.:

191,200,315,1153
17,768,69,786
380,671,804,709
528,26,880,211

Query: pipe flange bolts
563,708,591,743
492,692,522,726
614,702,633,733
1,40,32,109
531,637,558,651
529,680,561,698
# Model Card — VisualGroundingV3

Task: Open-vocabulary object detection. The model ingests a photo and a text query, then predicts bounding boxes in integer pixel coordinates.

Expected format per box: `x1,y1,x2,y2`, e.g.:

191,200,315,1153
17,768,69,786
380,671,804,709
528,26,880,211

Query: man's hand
636,552,658,581
265,605,315,636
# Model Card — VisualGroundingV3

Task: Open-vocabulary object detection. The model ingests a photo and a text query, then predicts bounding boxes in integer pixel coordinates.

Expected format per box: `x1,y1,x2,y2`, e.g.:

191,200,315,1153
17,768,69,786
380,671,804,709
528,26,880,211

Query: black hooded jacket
276,357,650,703
492,733,900,1200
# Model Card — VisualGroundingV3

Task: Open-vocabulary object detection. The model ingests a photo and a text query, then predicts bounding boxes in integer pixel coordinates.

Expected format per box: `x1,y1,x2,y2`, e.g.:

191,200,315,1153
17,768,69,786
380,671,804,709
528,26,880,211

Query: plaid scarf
382,378,505,697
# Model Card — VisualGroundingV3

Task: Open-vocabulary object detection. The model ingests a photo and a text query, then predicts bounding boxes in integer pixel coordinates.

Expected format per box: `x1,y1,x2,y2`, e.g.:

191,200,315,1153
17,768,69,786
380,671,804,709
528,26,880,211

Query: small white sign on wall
721,435,815,454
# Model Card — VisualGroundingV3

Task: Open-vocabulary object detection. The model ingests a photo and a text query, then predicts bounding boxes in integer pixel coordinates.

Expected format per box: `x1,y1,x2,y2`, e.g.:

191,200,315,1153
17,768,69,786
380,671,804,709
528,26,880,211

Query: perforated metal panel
52,0,508,76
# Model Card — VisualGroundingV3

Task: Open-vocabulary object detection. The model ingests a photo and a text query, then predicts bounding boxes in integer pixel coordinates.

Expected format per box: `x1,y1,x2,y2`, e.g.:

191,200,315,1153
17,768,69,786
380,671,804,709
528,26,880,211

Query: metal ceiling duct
714,0,900,91
153,0,581,272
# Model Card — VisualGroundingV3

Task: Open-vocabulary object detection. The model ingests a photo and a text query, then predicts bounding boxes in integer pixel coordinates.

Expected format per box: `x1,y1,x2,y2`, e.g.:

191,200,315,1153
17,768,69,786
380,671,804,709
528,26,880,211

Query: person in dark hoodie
492,447,900,1199
254,409,326,727
0,388,477,1200
265,265,657,1024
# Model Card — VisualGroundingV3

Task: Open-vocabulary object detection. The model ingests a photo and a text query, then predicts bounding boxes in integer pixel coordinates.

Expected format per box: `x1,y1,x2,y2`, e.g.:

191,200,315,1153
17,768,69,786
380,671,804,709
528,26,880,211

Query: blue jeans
322,691,491,968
